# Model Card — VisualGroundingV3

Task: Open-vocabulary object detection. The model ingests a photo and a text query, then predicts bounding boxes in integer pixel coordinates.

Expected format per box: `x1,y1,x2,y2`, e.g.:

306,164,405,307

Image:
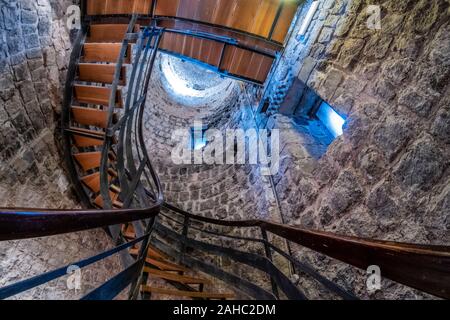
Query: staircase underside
84,0,301,84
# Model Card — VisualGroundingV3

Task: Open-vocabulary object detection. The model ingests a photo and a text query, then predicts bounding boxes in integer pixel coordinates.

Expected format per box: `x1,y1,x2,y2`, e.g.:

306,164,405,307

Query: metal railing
154,203,450,300
0,17,164,300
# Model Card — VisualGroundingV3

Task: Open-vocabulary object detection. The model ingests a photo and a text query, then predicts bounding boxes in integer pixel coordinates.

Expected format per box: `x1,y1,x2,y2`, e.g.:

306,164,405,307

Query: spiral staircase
0,1,449,300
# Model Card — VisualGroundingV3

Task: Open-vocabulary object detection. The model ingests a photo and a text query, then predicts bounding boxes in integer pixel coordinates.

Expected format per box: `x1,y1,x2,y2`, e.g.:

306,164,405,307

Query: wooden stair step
69,127,118,148
70,127,105,147
78,63,126,85
80,171,116,193
123,229,136,239
141,286,234,300
146,257,189,273
74,85,123,107
88,24,140,43
144,267,211,285
129,247,170,261
94,190,123,209
122,224,135,238
74,151,102,171
71,106,114,129
73,151,116,172
110,184,121,193
83,43,131,64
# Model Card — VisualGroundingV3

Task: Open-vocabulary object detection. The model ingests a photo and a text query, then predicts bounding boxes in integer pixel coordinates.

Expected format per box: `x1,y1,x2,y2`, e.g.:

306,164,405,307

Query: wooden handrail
163,203,450,299
0,205,160,241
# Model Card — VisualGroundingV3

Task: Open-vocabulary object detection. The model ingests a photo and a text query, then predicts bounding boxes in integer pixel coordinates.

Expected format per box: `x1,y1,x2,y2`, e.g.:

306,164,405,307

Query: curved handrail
0,205,160,241
155,222,307,300
151,237,277,300
157,210,358,300
162,203,450,299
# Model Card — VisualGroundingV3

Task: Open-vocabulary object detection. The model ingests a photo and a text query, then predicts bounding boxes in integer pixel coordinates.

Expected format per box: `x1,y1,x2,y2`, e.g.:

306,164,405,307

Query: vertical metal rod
151,0,157,17
261,227,280,299
180,216,190,255
268,2,285,41
218,43,227,71
117,30,146,193
100,15,138,215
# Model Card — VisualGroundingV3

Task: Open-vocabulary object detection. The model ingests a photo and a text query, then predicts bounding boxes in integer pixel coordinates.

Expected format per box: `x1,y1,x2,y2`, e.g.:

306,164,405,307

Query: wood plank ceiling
87,0,301,84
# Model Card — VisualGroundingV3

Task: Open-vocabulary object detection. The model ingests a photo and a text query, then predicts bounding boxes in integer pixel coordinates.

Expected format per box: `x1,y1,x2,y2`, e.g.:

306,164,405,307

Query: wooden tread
83,43,131,64
141,286,234,300
70,127,105,147
80,171,115,193
146,257,189,273
71,106,113,128
129,247,170,261
73,151,115,171
94,191,124,209
88,24,139,43
74,151,102,171
122,225,136,239
74,85,123,107
144,267,211,285
78,63,126,85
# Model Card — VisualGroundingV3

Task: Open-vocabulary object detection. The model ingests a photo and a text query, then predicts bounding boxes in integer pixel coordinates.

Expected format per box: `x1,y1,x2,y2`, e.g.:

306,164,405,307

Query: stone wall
0,0,123,299
144,55,281,224
0,0,74,206
259,0,449,299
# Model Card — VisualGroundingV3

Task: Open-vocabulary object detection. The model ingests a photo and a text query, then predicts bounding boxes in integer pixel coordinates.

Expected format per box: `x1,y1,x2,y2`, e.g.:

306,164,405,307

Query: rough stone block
27,50,42,62
431,105,450,144
407,0,439,33
398,88,435,117
24,33,40,49
38,16,51,36
318,27,334,44
12,62,31,81
6,35,24,55
373,114,414,161
394,134,447,191
2,5,19,31
9,53,26,66
317,68,344,100
21,10,38,24
3,95,21,116
11,111,32,135
363,35,393,60
298,56,317,83
19,81,36,103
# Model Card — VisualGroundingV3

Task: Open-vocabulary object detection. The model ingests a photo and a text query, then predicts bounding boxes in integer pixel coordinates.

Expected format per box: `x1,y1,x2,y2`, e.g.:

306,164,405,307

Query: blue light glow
316,102,345,138
191,127,207,150
193,136,207,150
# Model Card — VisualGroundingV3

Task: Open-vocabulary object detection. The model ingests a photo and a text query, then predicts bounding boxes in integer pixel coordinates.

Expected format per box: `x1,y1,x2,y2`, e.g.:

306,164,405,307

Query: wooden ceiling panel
221,46,274,83
155,0,299,42
154,0,180,16
160,33,223,67
271,1,299,43
87,0,152,15
249,0,279,37
160,32,273,83
87,0,300,43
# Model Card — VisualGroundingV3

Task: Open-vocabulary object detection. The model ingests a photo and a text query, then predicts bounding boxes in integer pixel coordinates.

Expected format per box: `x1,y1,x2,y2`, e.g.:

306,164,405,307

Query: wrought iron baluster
261,227,280,299
100,14,139,212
